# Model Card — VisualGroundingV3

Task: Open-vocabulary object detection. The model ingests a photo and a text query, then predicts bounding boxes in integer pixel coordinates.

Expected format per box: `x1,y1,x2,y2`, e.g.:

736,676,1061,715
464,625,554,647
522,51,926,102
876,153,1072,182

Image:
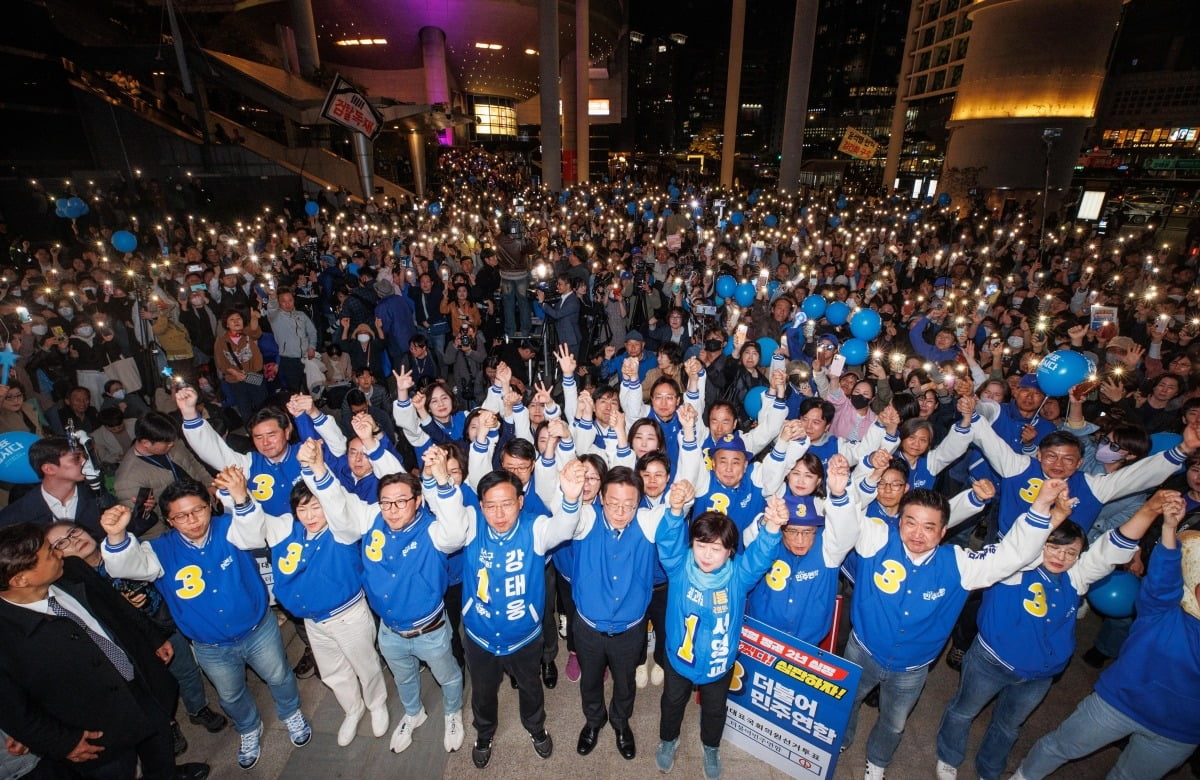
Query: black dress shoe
472,738,493,769
615,726,636,760
577,725,601,755
171,721,187,757
541,661,558,689
187,706,228,734
531,730,554,759
293,648,317,679
1082,647,1109,669
172,762,210,780
509,674,519,689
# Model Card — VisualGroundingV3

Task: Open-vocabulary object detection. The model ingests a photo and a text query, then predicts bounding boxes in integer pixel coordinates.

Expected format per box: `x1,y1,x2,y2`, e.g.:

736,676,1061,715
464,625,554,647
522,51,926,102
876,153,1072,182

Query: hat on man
1017,374,1043,391
710,432,749,457
626,331,645,343
1106,336,1135,352
373,279,394,298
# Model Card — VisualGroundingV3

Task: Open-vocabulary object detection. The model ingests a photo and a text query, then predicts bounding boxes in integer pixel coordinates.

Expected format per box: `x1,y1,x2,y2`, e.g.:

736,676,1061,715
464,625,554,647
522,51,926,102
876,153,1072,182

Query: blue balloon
800,206,810,218
1088,571,1140,618
840,337,869,365
718,219,728,231
907,210,921,224
724,338,735,356
111,230,138,254
1036,350,1091,396
627,202,638,216
734,282,757,307
69,202,89,218
56,198,69,210
693,208,704,220
662,208,672,217
716,275,737,298
669,186,680,199
67,197,84,210
836,197,847,210
764,214,778,227
748,193,759,206
304,200,319,217
643,210,655,223
826,301,850,326
767,280,781,298
729,211,745,226
923,195,934,205
715,296,725,306
643,200,653,211
850,309,882,341
801,294,827,319
744,386,767,418
937,192,951,207
0,431,41,484
756,337,779,366
829,215,842,228
429,202,442,215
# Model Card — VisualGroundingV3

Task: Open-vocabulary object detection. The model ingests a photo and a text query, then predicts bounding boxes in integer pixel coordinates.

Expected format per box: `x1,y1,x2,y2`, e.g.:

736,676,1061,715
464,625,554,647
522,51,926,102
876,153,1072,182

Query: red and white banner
321,75,384,140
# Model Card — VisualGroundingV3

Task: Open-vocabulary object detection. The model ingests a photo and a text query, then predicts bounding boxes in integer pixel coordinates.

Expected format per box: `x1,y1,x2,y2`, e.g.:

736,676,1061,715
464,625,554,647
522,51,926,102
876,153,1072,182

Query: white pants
305,597,389,716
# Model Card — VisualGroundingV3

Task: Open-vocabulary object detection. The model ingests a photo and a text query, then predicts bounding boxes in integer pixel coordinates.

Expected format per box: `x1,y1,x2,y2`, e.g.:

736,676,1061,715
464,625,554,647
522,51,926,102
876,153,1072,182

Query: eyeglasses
604,501,638,512
1039,451,1079,465
49,526,85,551
1043,544,1080,560
504,462,533,474
651,394,679,402
482,499,519,513
878,480,907,489
379,495,416,511
783,527,817,539
168,505,210,524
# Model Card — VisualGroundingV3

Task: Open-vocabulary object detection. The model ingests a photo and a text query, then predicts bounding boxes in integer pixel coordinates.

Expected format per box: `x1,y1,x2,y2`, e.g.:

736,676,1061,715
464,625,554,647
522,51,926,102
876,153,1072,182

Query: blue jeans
843,632,931,768
377,621,464,718
936,638,1053,780
500,275,531,336
190,610,302,735
1018,692,1196,780
167,629,209,716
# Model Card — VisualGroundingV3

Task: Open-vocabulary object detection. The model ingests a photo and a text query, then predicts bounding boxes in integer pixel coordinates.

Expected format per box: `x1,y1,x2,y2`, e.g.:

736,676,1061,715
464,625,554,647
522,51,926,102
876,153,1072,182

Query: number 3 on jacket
175,565,206,599
873,559,907,595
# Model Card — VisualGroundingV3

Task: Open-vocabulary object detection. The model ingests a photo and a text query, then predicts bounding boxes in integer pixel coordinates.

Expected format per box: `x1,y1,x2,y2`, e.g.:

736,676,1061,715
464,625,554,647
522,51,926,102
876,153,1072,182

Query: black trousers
555,574,577,653
659,656,734,748
638,584,668,667
464,637,545,742
277,356,307,393
83,677,176,780
574,616,646,731
541,562,558,664
444,582,465,668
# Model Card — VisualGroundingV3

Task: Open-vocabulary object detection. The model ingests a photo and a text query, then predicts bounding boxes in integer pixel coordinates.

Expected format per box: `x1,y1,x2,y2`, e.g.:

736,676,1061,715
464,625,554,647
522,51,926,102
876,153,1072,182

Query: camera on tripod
632,259,653,289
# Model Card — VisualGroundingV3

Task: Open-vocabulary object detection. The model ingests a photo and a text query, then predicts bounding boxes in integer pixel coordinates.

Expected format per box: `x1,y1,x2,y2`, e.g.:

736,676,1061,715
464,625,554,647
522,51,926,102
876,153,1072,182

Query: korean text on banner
321,75,384,140
724,617,861,778
837,128,879,160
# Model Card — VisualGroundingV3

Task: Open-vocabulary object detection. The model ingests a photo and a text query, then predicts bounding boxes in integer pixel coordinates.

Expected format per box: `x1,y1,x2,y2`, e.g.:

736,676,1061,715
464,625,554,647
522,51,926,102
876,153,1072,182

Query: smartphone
187,264,204,274
868,279,882,297
134,487,153,523
16,307,30,323
830,354,847,374
52,326,65,339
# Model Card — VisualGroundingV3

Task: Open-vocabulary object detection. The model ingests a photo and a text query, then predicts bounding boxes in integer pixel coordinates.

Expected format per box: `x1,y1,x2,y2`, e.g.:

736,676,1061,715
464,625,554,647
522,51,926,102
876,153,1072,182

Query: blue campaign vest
841,501,900,583
244,446,305,517
653,411,682,467
571,508,658,633
747,530,839,645
268,523,364,622
147,515,268,645
360,508,449,632
850,531,970,670
905,455,937,490
997,462,1103,535
807,435,841,465
462,511,547,655
978,567,1081,679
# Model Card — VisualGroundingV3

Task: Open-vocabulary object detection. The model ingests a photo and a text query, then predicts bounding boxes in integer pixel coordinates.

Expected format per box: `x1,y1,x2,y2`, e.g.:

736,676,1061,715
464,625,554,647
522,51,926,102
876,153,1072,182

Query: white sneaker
635,663,649,689
444,711,464,752
935,759,958,780
370,705,389,738
337,707,364,747
558,614,568,639
864,761,885,780
389,708,428,753
650,660,664,686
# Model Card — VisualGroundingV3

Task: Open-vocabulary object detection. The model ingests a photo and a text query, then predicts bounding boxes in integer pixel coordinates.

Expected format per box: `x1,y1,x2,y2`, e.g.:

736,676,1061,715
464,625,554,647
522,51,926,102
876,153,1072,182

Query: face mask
35,296,47,306
11,288,21,297
357,333,371,343
1095,442,1125,464
190,295,205,307
58,307,73,317
30,324,47,336
1168,294,1184,303
934,288,945,298
75,325,93,338
1008,335,1025,349
111,389,126,401
1011,296,1024,307
850,394,871,410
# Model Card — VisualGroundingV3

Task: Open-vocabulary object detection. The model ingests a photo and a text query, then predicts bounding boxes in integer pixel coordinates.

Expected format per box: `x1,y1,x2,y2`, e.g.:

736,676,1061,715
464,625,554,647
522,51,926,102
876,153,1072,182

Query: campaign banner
837,128,879,160
321,74,384,140
725,617,861,778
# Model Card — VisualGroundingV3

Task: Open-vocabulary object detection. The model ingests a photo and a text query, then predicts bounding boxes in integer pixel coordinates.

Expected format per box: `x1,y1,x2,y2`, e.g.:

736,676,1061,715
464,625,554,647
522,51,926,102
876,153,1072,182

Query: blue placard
724,616,861,778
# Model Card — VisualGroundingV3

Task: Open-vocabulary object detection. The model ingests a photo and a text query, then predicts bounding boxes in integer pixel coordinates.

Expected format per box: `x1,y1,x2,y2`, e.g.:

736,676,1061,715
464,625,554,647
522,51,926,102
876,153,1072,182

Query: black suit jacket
0,486,117,540
0,557,177,766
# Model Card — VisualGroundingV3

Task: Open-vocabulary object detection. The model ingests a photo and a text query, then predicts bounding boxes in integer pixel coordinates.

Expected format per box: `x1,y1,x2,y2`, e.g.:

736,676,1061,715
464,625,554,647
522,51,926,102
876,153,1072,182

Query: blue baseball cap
1017,374,1042,391
710,432,749,457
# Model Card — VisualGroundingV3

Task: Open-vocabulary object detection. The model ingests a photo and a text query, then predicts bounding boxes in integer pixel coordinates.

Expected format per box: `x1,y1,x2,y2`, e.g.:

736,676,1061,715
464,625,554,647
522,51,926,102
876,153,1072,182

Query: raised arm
175,386,251,472
532,459,586,555
98,505,165,581
969,409,1034,478
955,478,1063,590
297,438,376,540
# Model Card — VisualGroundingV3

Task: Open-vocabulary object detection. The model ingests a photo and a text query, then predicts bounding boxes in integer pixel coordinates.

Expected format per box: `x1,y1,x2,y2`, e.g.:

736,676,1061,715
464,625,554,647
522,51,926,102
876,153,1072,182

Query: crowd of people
0,147,1197,780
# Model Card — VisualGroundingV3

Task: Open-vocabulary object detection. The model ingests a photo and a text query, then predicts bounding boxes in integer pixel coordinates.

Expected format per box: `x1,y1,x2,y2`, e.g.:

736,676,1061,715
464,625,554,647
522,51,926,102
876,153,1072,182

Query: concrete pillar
408,130,426,199
561,52,578,182
353,133,375,202
287,0,320,77
778,0,819,193
942,0,1124,193
538,0,562,191
419,27,454,146
719,0,747,187
575,0,590,183
883,0,923,190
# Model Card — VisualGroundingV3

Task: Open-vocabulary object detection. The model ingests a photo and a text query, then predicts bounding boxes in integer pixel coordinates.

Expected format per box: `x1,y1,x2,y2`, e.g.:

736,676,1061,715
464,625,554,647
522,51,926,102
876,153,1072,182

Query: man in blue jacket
1011,497,1200,780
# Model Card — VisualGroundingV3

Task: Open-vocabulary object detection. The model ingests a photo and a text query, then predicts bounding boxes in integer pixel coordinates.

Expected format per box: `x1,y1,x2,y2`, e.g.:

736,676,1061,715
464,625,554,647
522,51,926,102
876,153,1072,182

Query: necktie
48,596,135,681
